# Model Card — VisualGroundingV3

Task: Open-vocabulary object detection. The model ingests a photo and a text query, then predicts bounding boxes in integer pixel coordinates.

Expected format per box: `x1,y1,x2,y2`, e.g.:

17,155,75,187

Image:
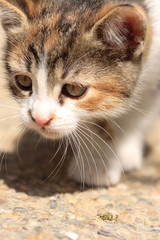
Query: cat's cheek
20,100,33,126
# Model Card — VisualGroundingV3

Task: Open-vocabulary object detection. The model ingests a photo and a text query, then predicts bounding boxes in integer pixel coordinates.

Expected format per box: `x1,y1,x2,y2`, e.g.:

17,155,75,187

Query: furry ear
93,5,147,58
0,0,28,31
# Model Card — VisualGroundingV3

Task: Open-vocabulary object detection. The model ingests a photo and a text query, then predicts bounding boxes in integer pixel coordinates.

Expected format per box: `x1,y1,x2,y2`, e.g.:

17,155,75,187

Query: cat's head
0,0,150,139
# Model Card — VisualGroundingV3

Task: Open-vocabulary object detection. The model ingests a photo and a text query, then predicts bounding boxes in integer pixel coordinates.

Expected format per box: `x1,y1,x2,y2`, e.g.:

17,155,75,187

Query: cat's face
0,0,150,139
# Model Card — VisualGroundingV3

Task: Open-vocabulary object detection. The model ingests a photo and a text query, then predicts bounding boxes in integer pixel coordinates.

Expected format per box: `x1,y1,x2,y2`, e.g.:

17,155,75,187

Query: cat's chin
40,128,63,140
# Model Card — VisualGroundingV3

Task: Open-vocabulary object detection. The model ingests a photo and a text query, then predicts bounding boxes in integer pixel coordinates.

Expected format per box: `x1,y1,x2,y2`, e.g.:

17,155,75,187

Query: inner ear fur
0,0,28,32
92,5,148,58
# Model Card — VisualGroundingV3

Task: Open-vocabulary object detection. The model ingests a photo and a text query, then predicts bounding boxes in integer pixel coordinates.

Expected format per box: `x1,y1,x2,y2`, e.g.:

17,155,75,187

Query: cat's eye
62,84,87,99
15,75,32,91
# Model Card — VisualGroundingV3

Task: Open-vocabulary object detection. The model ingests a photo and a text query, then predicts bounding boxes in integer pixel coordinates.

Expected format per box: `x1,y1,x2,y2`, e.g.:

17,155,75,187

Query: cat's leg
114,94,160,172
116,132,144,172
68,124,122,187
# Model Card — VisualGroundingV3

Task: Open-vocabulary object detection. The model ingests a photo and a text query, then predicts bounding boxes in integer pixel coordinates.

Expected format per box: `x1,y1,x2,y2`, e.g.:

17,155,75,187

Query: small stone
151,229,160,233
98,229,115,237
149,217,159,222
38,218,49,223
126,224,137,231
98,195,113,200
34,226,43,232
55,233,66,239
48,200,58,209
61,219,81,226
5,218,17,224
65,232,79,240
21,218,29,223
117,204,126,210
66,212,76,220
13,207,27,213
105,204,114,209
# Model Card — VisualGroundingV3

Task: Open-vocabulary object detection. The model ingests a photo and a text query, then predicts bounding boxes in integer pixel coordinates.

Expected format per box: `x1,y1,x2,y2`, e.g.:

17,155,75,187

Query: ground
0,80,159,240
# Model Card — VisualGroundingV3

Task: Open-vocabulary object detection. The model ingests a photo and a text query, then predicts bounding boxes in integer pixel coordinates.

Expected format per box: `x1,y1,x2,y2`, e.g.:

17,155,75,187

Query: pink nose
34,118,52,127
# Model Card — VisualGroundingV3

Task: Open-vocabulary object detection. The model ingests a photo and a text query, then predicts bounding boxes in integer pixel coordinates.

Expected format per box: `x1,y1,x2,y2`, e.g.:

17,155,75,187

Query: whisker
79,119,115,144
131,105,154,116
65,50,96,73
45,138,69,182
16,126,27,163
67,133,84,188
7,40,31,63
0,121,24,171
108,118,127,136
70,132,86,191
74,128,100,188
78,124,127,184
49,138,63,163
0,104,19,110
34,136,43,151
0,115,20,122
77,126,110,188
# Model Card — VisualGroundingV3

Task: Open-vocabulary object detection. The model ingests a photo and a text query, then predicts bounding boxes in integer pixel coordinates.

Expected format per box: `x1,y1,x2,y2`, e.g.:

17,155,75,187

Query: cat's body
0,0,159,186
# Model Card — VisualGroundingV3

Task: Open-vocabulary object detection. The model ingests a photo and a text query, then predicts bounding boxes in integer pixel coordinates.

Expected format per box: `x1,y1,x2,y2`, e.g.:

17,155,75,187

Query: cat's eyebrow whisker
65,50,96,73
7,39,31,63
6,52,26,63
5,53,29,72
0,59,15,64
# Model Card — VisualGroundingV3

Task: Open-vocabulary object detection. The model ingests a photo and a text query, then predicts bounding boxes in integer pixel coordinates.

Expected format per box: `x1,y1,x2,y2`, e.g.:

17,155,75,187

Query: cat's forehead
14,2,100,82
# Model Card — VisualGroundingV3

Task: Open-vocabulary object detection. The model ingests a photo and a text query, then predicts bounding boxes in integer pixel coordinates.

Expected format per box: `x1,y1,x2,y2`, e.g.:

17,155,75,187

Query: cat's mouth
41,127,62,139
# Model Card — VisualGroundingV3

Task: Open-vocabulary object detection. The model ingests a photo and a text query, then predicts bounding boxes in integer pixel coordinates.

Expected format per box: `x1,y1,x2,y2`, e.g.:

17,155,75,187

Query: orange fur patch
96,3,118,22
44,32,59,52
75,77,126,112
44,16,60,52
76,89,115,112
25,0,42,18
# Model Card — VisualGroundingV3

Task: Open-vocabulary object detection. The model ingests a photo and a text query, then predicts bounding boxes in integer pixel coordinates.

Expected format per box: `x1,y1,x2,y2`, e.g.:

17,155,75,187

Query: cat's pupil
15,75,32,91
62,84,87,99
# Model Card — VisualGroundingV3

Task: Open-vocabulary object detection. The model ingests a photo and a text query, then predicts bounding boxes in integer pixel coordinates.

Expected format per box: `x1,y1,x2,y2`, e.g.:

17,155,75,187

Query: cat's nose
29,110,55,127
34,118,53,127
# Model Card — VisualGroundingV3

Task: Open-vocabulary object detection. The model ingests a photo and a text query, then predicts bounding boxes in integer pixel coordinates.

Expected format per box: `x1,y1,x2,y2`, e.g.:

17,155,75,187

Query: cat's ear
92,5,148,58
0,0,28,32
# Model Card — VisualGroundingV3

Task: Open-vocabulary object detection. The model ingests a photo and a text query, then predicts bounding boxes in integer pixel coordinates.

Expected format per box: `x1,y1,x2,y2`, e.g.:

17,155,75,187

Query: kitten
0,0,159,187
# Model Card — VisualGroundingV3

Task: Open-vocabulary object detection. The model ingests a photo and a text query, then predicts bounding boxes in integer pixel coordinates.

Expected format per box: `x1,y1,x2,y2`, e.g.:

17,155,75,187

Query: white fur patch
36,57,48,99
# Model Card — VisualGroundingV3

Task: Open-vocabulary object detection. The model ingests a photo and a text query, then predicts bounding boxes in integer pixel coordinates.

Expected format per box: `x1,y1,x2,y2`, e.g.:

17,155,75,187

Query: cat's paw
117,137,143,172
68,159,121,187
